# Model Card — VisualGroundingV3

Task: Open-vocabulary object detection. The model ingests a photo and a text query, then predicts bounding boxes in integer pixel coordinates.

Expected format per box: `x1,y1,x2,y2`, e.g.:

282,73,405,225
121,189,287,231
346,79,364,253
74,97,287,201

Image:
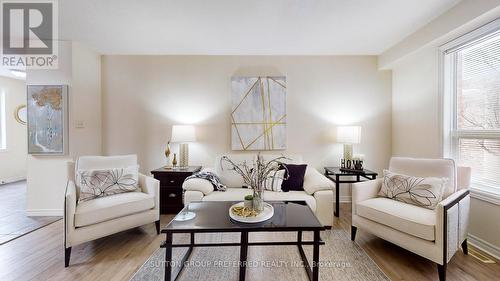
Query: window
442,20,500,194
0,91,5,150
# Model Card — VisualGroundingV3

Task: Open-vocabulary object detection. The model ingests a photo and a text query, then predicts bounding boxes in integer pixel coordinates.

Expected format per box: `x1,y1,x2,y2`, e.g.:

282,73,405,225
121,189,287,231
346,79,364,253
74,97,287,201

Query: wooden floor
0,203,499,281
0,181,60,245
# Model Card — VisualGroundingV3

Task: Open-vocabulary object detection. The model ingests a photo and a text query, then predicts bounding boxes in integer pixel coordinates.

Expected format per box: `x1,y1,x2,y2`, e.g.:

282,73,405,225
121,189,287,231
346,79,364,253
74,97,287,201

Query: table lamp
337,126,361,160
171,125,196,169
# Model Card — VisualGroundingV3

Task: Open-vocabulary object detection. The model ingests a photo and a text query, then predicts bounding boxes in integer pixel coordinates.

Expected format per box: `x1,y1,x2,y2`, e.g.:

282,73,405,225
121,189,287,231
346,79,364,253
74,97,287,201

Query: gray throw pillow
76,165,139,202
378,170,447,210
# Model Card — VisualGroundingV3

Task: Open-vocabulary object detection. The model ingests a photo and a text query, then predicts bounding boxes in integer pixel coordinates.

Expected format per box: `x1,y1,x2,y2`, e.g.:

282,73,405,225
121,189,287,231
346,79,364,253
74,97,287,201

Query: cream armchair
351,157,471,281
64,155,160,267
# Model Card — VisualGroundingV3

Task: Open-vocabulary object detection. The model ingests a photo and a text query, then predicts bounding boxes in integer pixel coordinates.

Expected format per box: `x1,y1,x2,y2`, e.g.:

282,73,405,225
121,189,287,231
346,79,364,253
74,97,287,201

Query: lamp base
179,143,189,168
343,144,353,160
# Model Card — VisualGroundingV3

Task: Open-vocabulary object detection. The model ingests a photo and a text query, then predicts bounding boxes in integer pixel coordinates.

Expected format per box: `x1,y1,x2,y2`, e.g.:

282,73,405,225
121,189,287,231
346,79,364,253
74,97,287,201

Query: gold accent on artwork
231,114,245,149
269,77,286,89
231,79,260,115
231,76,286,150
267,77,274,148
259,78,267,149
244,114,287,150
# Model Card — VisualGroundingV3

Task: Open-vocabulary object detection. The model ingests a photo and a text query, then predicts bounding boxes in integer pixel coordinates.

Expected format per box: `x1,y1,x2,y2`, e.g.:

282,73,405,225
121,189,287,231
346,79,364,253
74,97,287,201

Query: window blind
454,32,500,188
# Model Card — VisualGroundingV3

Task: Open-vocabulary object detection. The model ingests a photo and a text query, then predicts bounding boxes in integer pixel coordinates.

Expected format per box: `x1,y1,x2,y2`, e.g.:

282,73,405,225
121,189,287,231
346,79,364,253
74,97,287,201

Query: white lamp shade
337,126,361,144
171,125,196,143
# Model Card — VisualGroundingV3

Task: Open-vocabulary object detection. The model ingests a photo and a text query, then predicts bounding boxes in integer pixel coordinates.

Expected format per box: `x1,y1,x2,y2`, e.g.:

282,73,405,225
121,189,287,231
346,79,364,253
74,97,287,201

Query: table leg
239,231,248,281
164,232,173,281
312,230,320,281
335,179,340,217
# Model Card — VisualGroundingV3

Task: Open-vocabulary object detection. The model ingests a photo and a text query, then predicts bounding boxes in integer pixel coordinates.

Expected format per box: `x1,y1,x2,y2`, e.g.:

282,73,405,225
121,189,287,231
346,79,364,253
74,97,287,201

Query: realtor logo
1,1,58,69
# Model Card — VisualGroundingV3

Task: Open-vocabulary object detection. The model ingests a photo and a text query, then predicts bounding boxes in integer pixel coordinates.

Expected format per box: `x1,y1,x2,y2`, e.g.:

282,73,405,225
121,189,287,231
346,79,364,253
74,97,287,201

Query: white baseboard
26,209,63,217
468,233,500,260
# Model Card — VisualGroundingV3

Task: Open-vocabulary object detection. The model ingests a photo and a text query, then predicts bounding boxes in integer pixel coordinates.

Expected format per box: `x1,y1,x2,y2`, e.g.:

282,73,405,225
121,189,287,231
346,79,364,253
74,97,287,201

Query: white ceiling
60,0,461,55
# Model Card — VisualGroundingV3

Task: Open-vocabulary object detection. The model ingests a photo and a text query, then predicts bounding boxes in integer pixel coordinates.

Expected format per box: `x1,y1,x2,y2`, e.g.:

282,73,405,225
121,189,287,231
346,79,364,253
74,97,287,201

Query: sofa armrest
182,167,217,195
351,179,382,215
183,178,214,195
139,173,159,196
303,167,334,195
64,180,77,248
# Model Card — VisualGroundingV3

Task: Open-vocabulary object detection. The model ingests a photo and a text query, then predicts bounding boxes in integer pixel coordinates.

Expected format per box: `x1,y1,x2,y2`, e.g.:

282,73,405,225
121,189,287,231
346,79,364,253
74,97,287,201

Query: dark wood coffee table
161,201,325,281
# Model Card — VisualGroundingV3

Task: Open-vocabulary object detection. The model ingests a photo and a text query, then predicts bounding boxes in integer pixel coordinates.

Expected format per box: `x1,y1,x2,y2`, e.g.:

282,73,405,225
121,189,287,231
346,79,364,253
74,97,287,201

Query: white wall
0,76,26,183
26,41,101,215
391,47,441,158
102,56,392,200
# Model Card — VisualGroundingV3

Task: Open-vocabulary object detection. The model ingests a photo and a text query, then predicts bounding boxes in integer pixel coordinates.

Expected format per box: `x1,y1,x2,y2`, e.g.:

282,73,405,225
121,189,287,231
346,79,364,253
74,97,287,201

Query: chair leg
351,225,357,241
437,263,446,281
461,239,468,255
65,247,72,267
155,220,160,235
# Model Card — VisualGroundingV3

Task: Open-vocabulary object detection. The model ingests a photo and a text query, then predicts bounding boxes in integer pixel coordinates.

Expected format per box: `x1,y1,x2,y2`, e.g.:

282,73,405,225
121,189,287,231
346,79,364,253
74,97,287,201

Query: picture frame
27,85,69,155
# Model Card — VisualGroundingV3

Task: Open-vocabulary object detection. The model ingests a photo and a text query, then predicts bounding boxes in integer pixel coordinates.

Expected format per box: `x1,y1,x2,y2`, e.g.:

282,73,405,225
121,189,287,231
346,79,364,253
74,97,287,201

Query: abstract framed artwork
27,85,69,155
231,76,286,150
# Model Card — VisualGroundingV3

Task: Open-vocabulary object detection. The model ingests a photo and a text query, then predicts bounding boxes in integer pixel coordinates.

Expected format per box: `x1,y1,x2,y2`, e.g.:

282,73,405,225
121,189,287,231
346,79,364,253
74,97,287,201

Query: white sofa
182,154,334,226
351,157,471,281
64,155,160,267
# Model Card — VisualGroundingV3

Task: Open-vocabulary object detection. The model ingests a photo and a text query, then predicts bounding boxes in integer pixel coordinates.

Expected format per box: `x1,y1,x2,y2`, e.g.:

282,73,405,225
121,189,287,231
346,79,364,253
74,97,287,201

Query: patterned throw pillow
76,165,140,202
263,169,286,192
378,170,447,210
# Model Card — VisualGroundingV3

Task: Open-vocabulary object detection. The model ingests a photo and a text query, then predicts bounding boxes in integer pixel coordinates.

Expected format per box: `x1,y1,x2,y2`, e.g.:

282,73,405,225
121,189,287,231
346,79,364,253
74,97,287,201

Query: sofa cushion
263,169,286,192
281,164,307,192
215,155,251,188
357,198,436,241
264,190,316,212
75,192,154,227
302,167,334,195
201,188,316,212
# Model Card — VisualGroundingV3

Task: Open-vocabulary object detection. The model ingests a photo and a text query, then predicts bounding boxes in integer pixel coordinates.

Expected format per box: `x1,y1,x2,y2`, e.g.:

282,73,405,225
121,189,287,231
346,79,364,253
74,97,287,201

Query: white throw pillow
263,169,286,192
378,170,447,210
76,165,139,202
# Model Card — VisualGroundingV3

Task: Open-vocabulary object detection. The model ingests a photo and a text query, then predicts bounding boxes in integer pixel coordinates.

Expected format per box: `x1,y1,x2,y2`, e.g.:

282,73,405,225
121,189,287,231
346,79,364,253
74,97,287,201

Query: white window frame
0,90,6,151
439,19,500,204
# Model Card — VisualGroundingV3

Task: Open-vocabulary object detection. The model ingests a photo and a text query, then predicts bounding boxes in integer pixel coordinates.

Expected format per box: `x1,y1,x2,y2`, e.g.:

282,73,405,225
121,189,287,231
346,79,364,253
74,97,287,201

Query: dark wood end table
324,167,378,217
151,166,202,214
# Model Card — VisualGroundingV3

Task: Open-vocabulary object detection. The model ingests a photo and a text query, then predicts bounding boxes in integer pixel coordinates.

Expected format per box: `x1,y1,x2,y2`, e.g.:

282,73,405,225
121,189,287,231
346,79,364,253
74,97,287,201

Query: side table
324,167,378,217
151,166,202,214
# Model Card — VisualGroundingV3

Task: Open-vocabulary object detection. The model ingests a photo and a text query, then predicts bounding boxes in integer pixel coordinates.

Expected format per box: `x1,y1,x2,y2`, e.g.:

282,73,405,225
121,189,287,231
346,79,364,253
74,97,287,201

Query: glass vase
252,189,264,212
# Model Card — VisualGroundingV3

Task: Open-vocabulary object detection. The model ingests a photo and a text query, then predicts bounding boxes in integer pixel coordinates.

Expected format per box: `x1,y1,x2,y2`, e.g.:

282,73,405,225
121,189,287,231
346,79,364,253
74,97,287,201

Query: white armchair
351,157,471,281
64,155,160,267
